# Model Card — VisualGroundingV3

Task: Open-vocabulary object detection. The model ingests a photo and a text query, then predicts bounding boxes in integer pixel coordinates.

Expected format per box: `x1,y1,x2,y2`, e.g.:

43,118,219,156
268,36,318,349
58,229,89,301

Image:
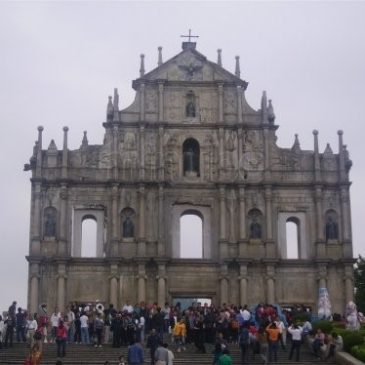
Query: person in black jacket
146,328,159,365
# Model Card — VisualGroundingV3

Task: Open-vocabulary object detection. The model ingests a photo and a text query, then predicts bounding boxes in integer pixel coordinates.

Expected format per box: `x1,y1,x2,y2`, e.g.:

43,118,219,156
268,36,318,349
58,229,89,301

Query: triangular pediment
136,46,247,86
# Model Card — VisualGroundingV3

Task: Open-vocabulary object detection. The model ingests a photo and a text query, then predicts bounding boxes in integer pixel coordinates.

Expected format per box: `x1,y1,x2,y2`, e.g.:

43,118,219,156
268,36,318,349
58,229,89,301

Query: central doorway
172,297,212,310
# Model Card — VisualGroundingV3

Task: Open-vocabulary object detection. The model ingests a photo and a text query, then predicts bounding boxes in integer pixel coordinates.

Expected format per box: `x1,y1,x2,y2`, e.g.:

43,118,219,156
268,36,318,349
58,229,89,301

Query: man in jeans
80,312,90,344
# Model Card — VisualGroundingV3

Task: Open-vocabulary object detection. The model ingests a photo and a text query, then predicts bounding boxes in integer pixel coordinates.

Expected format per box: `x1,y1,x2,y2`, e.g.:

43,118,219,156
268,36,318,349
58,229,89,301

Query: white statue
346,301,360,331
318,287,332,320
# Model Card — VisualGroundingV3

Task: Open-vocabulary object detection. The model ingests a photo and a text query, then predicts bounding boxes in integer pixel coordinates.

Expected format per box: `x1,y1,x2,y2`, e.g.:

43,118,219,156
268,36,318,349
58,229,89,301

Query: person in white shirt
240,305,251,324
26,314,38,348
288,324,303,362
122,300,134,314
275,317,287,350
164,342,175,365
50,309,61,344
80,312,90,344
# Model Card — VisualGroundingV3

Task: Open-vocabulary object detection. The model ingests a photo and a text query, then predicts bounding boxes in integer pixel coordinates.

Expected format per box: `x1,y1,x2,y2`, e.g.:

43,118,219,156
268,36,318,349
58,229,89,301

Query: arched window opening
180,212,203,258
183,138,200,177
81,216,97,257
286,218,299,259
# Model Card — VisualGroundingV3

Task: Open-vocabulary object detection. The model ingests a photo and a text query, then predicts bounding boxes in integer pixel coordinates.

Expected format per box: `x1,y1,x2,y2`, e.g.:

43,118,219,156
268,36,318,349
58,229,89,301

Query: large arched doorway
180,211,203,258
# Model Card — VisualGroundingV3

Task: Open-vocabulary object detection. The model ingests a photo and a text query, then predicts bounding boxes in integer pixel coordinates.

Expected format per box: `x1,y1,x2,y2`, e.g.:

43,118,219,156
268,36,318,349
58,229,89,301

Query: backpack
239,328,250,346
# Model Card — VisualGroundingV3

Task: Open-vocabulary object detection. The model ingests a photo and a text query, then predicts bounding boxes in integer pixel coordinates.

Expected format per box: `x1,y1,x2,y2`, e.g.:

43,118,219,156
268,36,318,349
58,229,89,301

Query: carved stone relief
145,88,157,113
223,89,237,114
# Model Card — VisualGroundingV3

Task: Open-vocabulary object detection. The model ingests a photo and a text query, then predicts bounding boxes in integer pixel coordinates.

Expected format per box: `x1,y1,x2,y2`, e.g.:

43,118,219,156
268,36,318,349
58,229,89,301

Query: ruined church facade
25,41,354,314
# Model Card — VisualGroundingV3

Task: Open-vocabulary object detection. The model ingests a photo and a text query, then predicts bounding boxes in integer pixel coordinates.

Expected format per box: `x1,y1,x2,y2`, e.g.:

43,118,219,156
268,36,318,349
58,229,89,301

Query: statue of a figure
186,101,196,117
325,216,338,241
44,212,56,237
250,218,262,239
184,147,195,172
123,216,134,238
346,301,361,331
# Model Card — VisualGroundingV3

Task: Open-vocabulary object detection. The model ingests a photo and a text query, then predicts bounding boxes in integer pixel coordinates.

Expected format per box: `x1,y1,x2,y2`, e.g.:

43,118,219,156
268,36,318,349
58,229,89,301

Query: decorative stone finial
140,54,145,77
217,49,222,66
38,126,44,132
63,126,69,132
292,133,301,153
235,55,240,78
158,46,163,66
107,95,113,122
82,130,88,148
268,99,275,123
338,130,343,135
313,129,319,135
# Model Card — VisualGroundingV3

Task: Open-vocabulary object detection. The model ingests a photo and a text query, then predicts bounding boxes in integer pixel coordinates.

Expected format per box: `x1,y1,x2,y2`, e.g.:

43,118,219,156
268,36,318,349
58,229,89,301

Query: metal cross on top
180,29,199,42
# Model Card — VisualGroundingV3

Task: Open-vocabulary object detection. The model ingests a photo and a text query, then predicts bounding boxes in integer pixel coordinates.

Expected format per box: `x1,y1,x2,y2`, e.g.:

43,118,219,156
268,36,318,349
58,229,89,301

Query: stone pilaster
138,185,146,256
266,264,276,304
58,184,68,256
111,184,119,256
317,263,328,290
158,82,164,121
263,128,271,180
157,184,165,256
56,262,67,312
140,83,145,121
137,262,147,303
112,126,119,180
31,182,42,255
237,86,243,124
156,263,167,307
29,261,40,314
238,186,248,256
218,84,224,123
139,125,145,180
218,127,225,180
158,126,164,181
238,262,248,306
237,127,243,181
344,264,354,303
219,186,228,258
340,187,352,257
109,263,119,307
219,264,229,305
314,185,326,257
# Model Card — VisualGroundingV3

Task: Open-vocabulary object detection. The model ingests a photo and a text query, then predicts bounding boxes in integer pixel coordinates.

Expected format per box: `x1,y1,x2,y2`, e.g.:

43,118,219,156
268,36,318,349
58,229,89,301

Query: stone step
0,342,336,365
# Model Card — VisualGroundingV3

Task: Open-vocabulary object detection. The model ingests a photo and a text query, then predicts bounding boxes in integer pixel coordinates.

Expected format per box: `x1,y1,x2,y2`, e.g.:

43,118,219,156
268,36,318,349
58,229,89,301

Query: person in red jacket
56,321,68,358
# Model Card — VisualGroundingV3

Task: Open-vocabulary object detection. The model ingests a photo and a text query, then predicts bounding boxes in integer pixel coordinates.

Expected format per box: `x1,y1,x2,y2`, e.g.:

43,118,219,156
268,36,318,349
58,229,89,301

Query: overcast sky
0,1,364,312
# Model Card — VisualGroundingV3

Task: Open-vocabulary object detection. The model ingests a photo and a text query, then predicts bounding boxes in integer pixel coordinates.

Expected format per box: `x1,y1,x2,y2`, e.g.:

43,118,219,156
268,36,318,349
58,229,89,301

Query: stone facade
25,41,354,314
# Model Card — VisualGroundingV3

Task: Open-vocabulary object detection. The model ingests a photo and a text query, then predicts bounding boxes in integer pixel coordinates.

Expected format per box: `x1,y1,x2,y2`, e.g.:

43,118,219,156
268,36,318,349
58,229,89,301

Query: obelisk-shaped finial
106,96,113,122
113,88,120,122
217,49,222,66
268,99,275,123
235,55,240,78
140,54,145,77
158,46,163,66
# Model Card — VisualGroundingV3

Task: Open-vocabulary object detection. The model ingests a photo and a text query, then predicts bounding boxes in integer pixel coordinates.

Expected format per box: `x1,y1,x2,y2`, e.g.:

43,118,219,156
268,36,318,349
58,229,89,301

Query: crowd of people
0,300,345,364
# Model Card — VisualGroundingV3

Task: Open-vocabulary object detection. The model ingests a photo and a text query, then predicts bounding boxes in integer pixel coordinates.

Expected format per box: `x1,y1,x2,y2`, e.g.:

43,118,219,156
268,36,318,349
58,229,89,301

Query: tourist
94,313,104,347
266,321,280,363
50,308,61,344
218,348,232,365
163,342,175,365
127,340,144,365
118,355,126,365
16,307,27,343
275,316,286,350
238,323,250,364
74,313,81,344
154,341,169,365
173,317,186,352
26,314,38,349
312,328,325,358
80,311,90,344
288,323,303,361
325,332,343,360
193,314,206,353
30,343,42,365
4,312,15,348
66,306,75,344
146,328,159,365
56,320,67,358
212,343,223,365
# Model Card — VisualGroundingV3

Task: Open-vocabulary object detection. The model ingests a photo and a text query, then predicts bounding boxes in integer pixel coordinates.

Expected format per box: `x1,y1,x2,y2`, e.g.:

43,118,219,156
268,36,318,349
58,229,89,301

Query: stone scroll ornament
317,287,332,320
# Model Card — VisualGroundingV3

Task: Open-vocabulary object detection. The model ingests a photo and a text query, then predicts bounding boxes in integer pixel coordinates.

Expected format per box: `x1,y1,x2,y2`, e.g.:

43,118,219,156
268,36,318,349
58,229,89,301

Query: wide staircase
0,341,336,365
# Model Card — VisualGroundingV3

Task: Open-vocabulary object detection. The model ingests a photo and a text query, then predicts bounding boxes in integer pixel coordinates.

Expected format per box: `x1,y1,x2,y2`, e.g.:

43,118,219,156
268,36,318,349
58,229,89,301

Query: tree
354,255,365,313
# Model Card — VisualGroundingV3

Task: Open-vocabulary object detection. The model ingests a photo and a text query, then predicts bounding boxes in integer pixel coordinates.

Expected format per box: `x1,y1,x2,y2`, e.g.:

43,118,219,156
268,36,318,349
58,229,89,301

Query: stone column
340,187,352,244
219,186,228,258
31,182,42,255
137,263,146,303
57,262,67,312
228,189,235,243
157,185,165,256
344,264,354,303
112,126,119,180
138,185,146,256
263,128,271,180
111,184,119,256
237,127,243,181
158,127,164,181
140,83,145,121
238,186,246,237
218,84,224,123
218,127,225,180
29,261,40,315
109,263,118,307
220,264,229,305
314,185,326,257
58,184,68,256
239,263,248,306
264,186,275,257
237,86,243,124
139,125,145,180
266,264,276,304
158,82,164,121
157,263,166,307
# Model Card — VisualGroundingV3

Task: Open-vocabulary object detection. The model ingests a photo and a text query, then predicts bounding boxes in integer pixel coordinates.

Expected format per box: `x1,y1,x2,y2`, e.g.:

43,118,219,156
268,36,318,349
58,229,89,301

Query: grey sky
0,1,364,312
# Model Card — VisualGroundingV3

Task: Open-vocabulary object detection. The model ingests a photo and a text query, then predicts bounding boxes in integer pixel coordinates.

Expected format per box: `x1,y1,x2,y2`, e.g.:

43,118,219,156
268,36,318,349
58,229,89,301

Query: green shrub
351,344,365,362
312,320,333,334
341,331,364,352
292,313,310,323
